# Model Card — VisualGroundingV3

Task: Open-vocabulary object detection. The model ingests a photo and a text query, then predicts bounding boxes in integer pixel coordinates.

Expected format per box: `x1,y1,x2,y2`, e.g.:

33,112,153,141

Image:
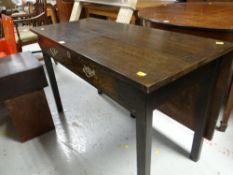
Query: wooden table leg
43,53,64,113
219,78,233,132
190,62,220,161
136,100,153,175
5,90,54,142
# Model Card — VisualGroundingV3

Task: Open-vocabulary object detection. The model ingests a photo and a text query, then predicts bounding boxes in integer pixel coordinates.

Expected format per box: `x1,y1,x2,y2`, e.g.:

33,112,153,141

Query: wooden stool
0,52,54,142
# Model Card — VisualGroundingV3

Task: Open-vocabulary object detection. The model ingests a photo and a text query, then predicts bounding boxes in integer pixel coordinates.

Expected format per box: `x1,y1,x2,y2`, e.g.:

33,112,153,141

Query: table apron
40,40,148,114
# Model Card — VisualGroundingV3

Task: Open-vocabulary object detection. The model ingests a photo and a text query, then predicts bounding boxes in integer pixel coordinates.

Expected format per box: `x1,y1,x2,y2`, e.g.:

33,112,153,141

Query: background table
138,2,233,132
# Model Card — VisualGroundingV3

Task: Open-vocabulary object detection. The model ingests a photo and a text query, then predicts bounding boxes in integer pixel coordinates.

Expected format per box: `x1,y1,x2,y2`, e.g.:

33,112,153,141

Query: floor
0,45,233,175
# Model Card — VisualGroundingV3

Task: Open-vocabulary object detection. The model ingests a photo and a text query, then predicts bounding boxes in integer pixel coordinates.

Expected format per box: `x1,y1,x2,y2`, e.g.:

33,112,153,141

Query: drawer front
39,38,141,113
40,38,120,98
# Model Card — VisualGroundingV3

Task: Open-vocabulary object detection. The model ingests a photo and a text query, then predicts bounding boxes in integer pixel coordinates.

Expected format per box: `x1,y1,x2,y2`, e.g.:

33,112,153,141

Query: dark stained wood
32,19,233,93
0,52,54,142
138,2,233,133
220,77,233,131
32,19,233,139
184,1,233,132
206,55,233,133
43,52,63,112
5,90,54,142
138,2,233,31
136,0,173,9
142,22,233,43
0,52,48,101
135,95,153,175
31,18,233,174
158,54,233,138
56,0,74,22
189,60,221,161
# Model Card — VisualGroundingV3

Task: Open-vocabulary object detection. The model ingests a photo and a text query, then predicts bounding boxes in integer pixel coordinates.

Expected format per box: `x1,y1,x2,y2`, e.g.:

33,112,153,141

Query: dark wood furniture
56,0,74,22
31,18,233,175
13,0,47,51
0,52,54,142
221,78,233,131
138,2,233,132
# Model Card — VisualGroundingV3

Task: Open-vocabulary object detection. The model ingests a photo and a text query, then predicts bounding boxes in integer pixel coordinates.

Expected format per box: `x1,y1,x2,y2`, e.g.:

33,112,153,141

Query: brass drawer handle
83,65,95,78
67,51,71,59
49,48,58,57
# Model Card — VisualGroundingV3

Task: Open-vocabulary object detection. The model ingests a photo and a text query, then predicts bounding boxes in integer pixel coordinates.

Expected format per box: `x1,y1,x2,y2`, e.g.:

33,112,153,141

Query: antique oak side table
138,2,233,132
31,18,233,175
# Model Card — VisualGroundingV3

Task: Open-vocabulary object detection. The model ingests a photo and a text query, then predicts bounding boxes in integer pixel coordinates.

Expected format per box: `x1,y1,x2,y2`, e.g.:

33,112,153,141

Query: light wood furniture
32,18,233,175
70,0,138,23
47,2,57,24
70,0,174,24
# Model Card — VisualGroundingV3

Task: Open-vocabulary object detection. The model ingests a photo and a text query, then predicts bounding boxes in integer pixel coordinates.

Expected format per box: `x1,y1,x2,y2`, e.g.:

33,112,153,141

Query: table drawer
41,39,121,99
40,38,141,112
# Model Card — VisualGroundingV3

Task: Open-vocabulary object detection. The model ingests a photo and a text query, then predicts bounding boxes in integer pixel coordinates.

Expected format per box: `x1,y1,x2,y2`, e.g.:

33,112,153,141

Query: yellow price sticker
155,148,160,156
137,71,147,77
124,144,129,150
216,41,224,45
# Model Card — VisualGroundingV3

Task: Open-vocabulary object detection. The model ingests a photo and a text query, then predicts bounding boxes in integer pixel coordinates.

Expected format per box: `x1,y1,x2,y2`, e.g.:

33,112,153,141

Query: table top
0,52,42,79
138,2,233,31
32,18,233,93
136,0,174,9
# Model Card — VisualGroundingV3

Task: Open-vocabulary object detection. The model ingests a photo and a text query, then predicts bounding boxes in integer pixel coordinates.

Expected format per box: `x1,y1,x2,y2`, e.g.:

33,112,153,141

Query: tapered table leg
97,89,103,95
190,62,220,161
43,53,64,113
136,102,153,175
219,78,233,132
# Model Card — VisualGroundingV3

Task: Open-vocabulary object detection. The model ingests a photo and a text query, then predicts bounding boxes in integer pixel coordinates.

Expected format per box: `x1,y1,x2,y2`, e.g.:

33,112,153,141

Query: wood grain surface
32,18,233,93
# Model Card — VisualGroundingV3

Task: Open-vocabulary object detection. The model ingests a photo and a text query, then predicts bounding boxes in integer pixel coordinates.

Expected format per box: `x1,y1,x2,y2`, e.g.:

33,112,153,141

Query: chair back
33,0,47,26
0,14,17,56
20,0,47,26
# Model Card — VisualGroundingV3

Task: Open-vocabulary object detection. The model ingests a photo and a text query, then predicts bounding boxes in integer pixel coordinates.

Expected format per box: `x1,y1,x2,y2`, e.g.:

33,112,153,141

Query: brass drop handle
49,48,58,57
83,65,95,78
